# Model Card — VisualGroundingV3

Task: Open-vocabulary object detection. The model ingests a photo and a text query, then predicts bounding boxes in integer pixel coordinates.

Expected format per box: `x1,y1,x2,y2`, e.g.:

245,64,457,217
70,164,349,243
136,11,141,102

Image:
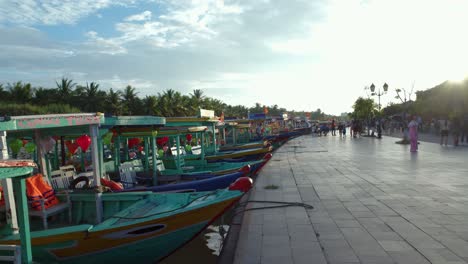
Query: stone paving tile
232,135,468,264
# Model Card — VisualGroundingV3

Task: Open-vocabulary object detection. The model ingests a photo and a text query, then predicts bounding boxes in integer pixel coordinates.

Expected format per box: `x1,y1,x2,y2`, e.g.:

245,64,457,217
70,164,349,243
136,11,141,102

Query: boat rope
109,190,219,220
232,200,314,217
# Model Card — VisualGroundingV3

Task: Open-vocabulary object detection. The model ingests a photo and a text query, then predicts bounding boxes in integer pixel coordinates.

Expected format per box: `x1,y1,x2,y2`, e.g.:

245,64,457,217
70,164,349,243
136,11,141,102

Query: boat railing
0,244,21,263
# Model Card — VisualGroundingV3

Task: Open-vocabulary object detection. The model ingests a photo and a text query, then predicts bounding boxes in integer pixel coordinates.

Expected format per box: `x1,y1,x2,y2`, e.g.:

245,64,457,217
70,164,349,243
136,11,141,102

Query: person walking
462,117,468,145
408,116,419,152
440,120,449,146
452,117,461,146
331,119,336,136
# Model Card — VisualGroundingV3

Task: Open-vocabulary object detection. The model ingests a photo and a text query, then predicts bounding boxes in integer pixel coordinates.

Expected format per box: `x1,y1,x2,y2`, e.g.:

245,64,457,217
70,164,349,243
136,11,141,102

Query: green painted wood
0,167,33,180
0,114,103,132
44,154,52,183
144,138,149,172
54,141,59,170
151,136,157,186
113,137,119,171
104,116,165,126
175,135,181,170
12,178,32,264
123,137,128,162
200,133,205,161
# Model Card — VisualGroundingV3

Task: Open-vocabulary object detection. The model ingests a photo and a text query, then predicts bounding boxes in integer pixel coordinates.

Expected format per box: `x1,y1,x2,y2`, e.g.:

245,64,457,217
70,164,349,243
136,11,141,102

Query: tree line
351,78,468,123
0,78,332,119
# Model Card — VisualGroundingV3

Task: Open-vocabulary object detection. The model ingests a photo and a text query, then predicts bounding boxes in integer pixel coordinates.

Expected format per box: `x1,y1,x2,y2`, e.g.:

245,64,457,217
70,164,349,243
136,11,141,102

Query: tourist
338,123,343,137
440,120,449,146
462,116,468,145
408,116,419,152
331,119,336,136
452,117,461,146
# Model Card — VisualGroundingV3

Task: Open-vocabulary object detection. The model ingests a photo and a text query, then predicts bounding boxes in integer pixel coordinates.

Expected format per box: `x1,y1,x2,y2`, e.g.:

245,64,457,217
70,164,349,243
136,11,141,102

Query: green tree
7,81,33,102
142,95,159,115
104,88,122,115
81,82,105,112
122,85,142,115
56,77,76,104
33,87,58,105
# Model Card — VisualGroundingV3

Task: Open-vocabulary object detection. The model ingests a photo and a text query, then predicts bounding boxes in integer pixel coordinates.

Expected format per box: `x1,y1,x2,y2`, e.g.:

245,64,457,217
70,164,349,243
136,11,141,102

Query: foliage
0,78,339,119
0,102,80,115
351,97,376,120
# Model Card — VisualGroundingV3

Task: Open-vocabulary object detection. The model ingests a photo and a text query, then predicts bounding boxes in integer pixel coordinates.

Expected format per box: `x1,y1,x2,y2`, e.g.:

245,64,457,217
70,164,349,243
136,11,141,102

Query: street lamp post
370,82,388,112
370,83,388,138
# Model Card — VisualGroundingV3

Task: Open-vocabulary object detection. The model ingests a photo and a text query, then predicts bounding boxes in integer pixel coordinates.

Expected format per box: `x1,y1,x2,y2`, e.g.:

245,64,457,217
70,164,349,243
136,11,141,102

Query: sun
446,69,468,84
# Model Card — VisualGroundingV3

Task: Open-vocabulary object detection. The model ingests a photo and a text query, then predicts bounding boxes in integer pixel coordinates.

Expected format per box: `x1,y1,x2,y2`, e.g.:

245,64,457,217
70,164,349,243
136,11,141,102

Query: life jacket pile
26,174,60,211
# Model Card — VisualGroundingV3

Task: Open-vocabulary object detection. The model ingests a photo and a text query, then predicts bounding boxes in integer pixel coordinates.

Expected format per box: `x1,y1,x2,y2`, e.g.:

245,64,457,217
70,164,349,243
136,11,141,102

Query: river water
160,214,233,264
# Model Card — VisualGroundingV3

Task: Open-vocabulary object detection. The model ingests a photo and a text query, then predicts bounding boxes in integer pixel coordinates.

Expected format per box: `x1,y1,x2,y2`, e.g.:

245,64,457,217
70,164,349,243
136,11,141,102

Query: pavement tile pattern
233,134,468,264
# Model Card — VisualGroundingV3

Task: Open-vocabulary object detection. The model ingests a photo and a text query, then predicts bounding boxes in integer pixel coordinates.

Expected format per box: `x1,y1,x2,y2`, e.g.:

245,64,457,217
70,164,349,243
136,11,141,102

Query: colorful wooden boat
0,169,252,263
0,114,253,263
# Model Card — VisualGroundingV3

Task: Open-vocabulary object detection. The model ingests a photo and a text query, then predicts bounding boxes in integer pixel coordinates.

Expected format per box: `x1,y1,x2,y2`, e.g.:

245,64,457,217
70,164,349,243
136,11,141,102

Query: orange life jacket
26,174,59,211
101,178,124,191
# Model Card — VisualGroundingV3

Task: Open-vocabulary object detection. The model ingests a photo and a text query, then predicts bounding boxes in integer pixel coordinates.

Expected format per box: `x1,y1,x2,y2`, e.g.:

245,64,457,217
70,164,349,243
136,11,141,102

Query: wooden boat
0,165,252,263
204,146,272,161
0,114,253,263
105,117,267,178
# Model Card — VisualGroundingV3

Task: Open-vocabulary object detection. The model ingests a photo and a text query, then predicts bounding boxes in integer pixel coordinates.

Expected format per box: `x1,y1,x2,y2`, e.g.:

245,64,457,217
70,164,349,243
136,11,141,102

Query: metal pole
13,178,33,264
90,124,103,224
0,131,19,234
151,136,157,186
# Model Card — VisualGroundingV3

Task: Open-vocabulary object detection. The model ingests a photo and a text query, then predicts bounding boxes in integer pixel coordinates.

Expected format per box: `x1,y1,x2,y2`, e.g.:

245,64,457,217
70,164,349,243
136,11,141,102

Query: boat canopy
0,113,105,137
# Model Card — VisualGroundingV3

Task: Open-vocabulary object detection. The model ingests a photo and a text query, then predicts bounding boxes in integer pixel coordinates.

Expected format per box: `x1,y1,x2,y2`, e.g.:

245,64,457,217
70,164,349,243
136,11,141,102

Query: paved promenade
232,134,468,264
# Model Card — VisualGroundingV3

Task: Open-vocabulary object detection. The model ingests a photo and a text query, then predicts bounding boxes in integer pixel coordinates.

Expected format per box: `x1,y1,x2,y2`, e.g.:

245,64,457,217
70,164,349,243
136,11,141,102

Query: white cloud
124,10,152,22
2,0,468,114
85,0,244,50
0,0,136,25
84,31,127,55
95,75,158,93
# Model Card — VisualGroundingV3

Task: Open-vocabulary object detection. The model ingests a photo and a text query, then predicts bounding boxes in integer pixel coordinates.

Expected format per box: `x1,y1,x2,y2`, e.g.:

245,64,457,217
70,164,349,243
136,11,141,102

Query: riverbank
227,134,468,264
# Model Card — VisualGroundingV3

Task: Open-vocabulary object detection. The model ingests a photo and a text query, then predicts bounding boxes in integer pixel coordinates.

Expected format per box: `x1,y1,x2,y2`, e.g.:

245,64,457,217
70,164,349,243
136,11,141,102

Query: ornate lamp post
369,83,388,138
370,82,388,112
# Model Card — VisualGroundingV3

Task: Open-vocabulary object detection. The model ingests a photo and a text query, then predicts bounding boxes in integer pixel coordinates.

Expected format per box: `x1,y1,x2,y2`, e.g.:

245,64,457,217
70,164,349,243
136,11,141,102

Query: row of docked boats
0,111,311,263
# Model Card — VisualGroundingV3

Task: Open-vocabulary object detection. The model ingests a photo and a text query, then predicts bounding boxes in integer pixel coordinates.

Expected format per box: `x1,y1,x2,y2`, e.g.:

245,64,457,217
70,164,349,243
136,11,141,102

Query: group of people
405,115,468,153
437,118,468,146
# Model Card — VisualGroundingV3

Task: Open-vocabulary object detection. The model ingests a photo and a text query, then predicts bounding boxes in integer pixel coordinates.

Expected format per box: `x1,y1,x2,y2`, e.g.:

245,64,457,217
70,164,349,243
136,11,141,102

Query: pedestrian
342,123,347,137
331,119,336,136
452,117,461,146
376,118,382,139
408,116,419,152
440,120,449,146
338,123,343,137
462,117,468,144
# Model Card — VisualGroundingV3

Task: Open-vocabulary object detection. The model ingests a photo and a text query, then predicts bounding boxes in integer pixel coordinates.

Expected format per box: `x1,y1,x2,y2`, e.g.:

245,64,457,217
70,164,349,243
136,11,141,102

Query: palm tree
122,85,142,115
0,84,8,100
80,82,105,112
33,87,58,105
105,88,122,115
7,81,32,102
159,89,176,117
189,89,205,113
142,95,159,115
56,78,76,104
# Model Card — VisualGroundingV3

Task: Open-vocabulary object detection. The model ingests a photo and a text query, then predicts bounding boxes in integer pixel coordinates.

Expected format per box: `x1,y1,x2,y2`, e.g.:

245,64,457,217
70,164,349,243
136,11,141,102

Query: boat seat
26,174,71,230
49,170,74,190
119,162,137,188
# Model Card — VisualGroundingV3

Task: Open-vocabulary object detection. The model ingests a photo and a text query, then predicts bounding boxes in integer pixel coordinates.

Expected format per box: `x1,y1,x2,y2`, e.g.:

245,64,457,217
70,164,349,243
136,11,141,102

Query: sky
1,0,468,115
